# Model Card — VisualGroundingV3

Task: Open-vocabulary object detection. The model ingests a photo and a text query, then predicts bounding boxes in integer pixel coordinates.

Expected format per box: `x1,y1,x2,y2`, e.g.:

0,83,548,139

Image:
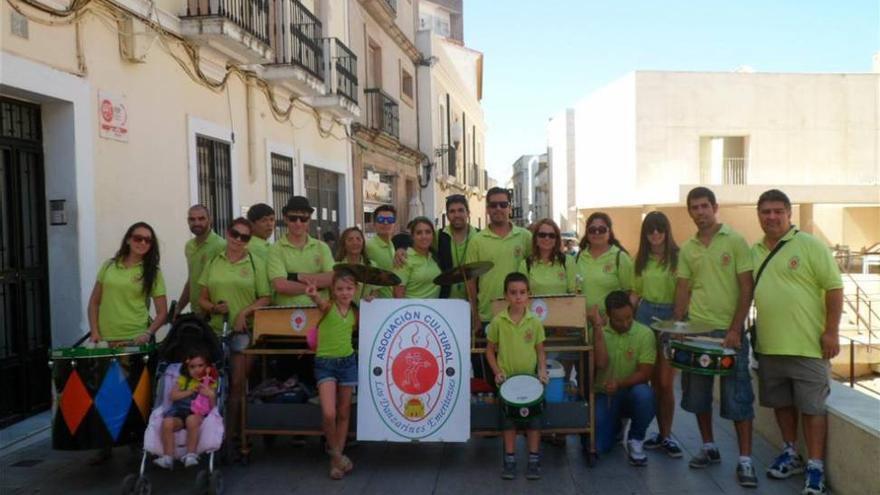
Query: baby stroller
122,313,230,495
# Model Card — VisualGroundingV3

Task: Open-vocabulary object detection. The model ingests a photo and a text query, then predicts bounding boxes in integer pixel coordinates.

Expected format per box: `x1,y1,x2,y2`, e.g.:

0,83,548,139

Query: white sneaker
152,455,173,470
182,453,199,468
627,439,647,466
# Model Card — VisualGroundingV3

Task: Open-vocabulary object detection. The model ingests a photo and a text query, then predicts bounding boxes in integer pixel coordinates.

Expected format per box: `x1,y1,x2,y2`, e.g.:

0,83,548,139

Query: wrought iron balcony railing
327,38,358,104
273,0,323,79
364,88,399,139
184,0,270,45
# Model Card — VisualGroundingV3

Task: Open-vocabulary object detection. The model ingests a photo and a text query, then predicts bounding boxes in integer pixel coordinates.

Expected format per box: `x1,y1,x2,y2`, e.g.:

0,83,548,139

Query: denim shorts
163,399,194,421
314,354,358,386
635,300,675,346
680,329,755,421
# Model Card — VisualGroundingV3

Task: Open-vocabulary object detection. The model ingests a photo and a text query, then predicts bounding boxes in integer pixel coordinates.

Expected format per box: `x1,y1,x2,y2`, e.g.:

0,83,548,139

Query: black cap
282,196,314,215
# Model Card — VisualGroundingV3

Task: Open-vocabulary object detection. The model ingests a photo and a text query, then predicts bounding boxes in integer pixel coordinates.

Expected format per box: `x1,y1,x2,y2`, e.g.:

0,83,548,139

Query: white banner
357,299,470,442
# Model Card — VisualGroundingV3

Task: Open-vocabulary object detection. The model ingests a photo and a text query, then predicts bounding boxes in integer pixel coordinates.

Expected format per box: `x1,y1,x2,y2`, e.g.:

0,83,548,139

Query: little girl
155,351,218,469
305,269,358,480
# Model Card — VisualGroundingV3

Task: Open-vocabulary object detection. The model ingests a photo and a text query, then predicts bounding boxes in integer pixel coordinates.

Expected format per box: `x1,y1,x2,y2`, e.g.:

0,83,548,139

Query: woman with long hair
335,226,376,302
518,218,577,296
575,212,634,316
632,211,682,458
87,221,168,344
393,217,441,299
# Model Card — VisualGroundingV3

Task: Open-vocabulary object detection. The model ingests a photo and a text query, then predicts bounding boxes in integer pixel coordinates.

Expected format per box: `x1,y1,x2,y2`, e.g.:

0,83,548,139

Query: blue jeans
635,300,674,346
314,354,358,386
595,383,656,453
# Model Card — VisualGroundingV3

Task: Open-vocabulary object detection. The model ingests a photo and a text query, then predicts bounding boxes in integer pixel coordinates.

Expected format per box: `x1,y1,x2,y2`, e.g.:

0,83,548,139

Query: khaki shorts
757,355,830,416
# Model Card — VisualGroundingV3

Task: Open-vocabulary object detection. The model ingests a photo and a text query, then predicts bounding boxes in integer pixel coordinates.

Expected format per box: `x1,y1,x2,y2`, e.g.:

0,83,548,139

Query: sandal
338,454,354,473
329,459,345,480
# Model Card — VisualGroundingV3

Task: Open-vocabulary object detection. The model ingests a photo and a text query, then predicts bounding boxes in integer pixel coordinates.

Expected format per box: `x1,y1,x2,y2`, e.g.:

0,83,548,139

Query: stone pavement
1,403,807,495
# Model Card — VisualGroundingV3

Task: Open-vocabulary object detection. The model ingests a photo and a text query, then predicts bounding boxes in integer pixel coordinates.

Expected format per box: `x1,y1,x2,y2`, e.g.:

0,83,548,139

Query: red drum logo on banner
368,304,463,439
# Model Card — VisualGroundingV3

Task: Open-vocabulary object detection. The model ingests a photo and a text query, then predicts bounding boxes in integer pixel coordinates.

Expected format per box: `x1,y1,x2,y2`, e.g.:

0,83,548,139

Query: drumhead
499,375,544,407
672,339,736,355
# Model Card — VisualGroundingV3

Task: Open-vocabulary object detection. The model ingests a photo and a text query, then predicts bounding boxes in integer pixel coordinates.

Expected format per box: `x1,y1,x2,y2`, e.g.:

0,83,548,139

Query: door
0,97,52,426
304,165,341,242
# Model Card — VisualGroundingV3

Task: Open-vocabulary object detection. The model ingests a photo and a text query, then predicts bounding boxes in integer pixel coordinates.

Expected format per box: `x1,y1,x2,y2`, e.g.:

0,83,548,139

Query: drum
667,339,736,376
499,375,545,421
253,305,322,342
50,344,156,450
491,295,586,328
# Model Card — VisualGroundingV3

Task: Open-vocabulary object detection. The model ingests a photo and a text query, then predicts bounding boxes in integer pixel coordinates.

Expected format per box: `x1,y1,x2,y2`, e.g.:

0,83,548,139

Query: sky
462,0,880,183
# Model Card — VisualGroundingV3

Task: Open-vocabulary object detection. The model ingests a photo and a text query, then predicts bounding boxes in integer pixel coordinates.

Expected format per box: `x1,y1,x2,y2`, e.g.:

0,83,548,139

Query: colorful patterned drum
667,339,736,376
499,375,545,421
50,344,156,450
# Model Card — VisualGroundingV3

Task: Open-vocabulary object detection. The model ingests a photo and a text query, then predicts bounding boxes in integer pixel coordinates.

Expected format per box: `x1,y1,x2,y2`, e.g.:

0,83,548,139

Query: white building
546,108,577,233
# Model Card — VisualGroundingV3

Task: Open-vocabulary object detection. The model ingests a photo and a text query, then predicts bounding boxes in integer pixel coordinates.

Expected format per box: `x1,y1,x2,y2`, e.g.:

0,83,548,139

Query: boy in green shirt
486,272,547,481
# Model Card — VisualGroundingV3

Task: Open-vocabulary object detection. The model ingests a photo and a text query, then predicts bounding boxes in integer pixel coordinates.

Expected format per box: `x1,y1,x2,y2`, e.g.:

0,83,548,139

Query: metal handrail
184,0,271,45
274,0,323,79
833,334,880,396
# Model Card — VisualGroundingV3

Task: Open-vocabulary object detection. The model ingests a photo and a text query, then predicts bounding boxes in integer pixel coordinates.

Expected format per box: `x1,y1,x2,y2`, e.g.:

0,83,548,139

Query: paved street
2,401,804,495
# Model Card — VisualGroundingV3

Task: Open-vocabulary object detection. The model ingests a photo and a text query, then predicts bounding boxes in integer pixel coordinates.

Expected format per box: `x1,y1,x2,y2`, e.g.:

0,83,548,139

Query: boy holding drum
486,272,548,480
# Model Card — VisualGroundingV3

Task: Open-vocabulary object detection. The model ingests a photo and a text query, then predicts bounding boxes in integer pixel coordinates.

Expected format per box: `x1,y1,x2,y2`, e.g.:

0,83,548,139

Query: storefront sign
358,299,470,442
98,91,128,142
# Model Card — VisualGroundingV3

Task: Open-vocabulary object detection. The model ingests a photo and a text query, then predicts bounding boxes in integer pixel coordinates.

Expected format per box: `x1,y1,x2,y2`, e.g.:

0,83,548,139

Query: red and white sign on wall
98,91,128,142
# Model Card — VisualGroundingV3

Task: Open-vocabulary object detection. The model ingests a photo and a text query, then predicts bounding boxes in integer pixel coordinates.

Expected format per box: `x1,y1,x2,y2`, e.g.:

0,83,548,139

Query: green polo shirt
464,224,532,321
634,256,677,304
185,231,226,307
316,303,356,359
247,236,271,263
594,321,655,394
678,224,753,329
487,309,546,377
365,235,395,298
442,225,478,300
575,246,634,311
267,235,334,306
751,229,842,358
518,256,577,296
394,248,442,299
96,260,166,341
198,251,271,334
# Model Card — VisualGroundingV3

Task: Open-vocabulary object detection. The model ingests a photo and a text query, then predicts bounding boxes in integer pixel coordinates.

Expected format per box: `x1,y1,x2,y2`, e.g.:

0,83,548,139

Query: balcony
262,0,324,96
180,0,272,64
722,157,747,185
359,0,396,22
364,88,399,139
304,38,360,119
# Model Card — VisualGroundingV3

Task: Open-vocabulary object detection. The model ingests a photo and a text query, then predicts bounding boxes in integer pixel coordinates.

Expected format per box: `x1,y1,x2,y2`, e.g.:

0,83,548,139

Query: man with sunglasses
366,204,399,298
267,196,335,305
174,204,226,319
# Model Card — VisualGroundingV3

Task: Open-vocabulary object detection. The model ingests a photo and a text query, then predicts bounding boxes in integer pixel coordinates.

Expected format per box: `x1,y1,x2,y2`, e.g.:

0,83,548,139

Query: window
305,165,341,240
196,135,232,235
271,153,295,234
367,40,382,88
401,67,414,105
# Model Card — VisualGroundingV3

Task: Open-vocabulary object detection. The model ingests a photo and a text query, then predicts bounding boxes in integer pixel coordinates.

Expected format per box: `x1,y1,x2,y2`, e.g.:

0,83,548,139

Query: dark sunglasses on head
536,232,557,239
488,201,510,209
131,234,153,245
375,215,396,225
286,214,310,223
228,229,252,242
588,226,609,235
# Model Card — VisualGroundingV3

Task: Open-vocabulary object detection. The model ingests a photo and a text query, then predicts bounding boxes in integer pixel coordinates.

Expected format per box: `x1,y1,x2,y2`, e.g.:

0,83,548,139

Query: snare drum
667,339,736,376
499,375,545,421
50,344,156,450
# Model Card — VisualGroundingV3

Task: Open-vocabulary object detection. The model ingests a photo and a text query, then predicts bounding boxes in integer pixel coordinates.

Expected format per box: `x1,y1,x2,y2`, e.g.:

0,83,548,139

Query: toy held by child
190,366,219,416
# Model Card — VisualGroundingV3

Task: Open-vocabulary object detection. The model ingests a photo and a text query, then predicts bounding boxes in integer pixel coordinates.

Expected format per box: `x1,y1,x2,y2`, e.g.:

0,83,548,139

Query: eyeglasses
286,214,310,223
228,229,252,242
588,226,609,235
488,201,510,209
648,226,666,234
536,232,557,239
131,234,153,245
375,215,396,225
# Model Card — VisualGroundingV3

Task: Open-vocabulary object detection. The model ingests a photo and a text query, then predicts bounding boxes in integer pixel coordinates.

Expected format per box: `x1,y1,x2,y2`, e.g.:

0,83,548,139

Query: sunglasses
488,201,510,209
588,226,609,235
228,229,252,242
536,232,557,239
648,226,667,234
286,214,310,223
375,215,396,225
131,234,153,245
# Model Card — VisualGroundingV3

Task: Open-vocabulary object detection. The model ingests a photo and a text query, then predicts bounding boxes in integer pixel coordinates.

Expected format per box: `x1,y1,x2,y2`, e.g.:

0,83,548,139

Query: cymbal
650,319,717,335
334,263,401,287
433,261,494,286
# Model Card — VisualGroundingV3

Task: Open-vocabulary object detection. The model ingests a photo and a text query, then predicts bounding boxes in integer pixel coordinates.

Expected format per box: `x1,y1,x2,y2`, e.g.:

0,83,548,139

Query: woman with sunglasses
335,226,377,302
576,212,634,317
198,217,271,444
632,211,683,458
87,222,168,344
393,217,442,299
519,219,576,296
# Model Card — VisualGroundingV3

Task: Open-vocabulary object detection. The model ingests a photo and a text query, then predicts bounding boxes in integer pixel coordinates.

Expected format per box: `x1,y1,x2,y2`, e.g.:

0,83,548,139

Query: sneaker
737,461,759,488
182,453,199,468
688,447,721,468
526,458,542,480
660,438,683,458
627,439,647,467
501,458,516,480
152,455,173,470
767,450,804,479
643,432,663,450
802,465,828,495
